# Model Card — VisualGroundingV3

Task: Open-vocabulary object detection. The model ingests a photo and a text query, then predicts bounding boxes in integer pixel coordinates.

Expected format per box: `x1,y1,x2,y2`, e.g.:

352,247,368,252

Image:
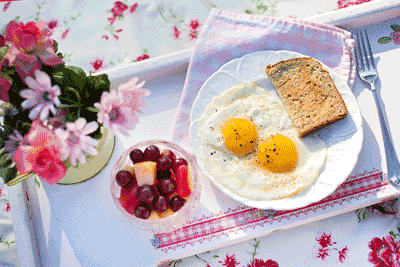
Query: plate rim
189,50,363,210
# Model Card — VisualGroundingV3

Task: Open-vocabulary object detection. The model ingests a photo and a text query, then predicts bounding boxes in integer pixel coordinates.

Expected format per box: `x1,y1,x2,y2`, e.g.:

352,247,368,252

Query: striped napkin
171,8,355,150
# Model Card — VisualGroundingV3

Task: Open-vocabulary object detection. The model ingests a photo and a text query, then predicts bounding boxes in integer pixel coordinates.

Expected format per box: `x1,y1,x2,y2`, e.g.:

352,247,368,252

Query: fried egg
196,82,327,200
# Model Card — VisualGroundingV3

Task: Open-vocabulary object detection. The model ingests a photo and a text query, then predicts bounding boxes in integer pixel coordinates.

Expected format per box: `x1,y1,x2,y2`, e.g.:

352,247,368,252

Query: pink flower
94,90,138,136
338,0,371,9
3,20,64,81
339,246,348,263
55,118,99,166
136,54,149,61
91,58,106,72
116,77,150,113
0,77,11,103
245,259,279,267
130,3,138,13
391,30,400,45
173,26,181,39
189,30,198,40
5,203,10,212
12,119,66,186
188,19,200,30
20,70,61,121
219,254,240,267
108,1,128,25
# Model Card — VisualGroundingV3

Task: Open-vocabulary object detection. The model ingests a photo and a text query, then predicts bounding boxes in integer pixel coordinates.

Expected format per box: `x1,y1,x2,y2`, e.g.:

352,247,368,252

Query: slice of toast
265,57,348,137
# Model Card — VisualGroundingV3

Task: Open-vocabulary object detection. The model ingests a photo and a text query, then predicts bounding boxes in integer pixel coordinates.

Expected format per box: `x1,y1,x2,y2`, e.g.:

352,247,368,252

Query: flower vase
6,128,115,186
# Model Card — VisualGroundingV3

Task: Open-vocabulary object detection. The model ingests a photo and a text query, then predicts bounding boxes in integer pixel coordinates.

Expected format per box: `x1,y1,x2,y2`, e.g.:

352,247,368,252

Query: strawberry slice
119,183,139,215
175,165,191,198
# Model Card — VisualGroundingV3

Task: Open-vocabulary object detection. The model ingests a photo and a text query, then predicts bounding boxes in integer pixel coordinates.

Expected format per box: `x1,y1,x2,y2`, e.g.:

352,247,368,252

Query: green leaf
256,4,268,12
378,37,392,44
391,24,400,31
0,46,9,61
1,167,18,184
34,177,41,188
90,125,102,140
86,107,100,113
57,52,63,59
65,86,81,102
53,40,59,53
244,9,254,14
67,66,86,77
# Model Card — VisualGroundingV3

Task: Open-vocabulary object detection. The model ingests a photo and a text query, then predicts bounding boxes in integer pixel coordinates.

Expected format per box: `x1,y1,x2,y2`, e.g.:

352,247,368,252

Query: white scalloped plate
189,50,363,210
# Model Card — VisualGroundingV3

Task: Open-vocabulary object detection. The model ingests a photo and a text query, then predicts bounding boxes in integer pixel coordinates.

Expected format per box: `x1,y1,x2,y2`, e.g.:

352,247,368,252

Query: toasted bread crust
265,57,348,137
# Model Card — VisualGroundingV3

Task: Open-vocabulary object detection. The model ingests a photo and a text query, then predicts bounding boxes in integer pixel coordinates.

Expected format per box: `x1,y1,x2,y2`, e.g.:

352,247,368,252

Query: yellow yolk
258,134,298,173
221,118,257,155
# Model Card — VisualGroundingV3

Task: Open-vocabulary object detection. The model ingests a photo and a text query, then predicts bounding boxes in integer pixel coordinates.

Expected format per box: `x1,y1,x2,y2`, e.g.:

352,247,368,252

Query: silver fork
354,30,400,186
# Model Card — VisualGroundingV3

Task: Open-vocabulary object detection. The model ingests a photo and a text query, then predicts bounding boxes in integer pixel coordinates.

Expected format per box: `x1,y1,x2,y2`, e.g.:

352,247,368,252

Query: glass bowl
110,139,201,233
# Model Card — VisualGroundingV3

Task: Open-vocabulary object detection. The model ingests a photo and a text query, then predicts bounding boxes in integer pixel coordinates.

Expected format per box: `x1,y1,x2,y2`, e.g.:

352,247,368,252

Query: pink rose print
390,30,400,44
338,0,371,9
61,29,69,40
314,231,347,263
136,54,150,61
108,1,128,25
5,202,11,212
130,3,138,13
90,59,106,72
3,1,11,12
219,254,240,267
368,235,400,267
245,259,279,267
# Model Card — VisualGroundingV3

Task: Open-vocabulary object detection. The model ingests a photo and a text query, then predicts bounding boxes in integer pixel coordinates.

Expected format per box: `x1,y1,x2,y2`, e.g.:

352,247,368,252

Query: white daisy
20,69,61,121
55,118,99,166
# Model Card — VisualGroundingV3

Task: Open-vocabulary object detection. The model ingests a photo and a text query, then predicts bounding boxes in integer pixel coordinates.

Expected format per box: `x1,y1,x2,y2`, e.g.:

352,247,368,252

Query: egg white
197,83,328,200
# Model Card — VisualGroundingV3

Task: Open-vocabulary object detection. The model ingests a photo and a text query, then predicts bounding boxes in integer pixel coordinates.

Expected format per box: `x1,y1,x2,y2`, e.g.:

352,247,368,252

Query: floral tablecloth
3,0,400,267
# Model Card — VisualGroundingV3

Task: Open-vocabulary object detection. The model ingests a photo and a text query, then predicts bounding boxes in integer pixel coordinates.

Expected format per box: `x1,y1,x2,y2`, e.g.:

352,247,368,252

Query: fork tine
355,31,365,70
359,31,371,69
354,36,361,71
364,29,376,69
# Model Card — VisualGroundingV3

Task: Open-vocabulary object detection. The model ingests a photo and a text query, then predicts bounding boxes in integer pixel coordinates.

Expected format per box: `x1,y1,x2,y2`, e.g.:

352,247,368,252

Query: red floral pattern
314,231,347,263
3,1,11,12
368,236,400,267
219,254,240,267
90,58,106,72
245,259,279,267
338,0,371,9
5,202,10,212
136,54,150,61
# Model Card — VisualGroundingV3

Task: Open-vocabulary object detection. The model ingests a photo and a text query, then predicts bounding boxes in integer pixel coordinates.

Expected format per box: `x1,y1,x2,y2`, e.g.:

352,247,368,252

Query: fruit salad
115,144,193,220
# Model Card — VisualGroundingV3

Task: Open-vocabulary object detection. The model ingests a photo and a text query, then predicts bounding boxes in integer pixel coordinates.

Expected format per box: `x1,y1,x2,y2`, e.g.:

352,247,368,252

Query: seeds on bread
265,57,348,138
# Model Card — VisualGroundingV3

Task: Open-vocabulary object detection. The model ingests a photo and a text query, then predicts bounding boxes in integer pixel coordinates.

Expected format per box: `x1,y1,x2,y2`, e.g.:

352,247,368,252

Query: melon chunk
159,209,174,218
148,211,160,220
134,161,157,186
123,164,135,175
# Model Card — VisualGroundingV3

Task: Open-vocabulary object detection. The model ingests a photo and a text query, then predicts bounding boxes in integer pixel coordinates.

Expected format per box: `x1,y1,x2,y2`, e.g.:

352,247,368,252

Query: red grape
156,157,172,171
137,185,157,205
144,145,160,162
153,195,169,213
170,196,186,212
157,178,176,195
130,149,144,164
116,170,135,187
134,203,151,219
161,150,176,162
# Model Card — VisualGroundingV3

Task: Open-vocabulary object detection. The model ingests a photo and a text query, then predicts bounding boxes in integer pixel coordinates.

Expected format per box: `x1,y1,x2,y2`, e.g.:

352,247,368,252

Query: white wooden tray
7,1,400,266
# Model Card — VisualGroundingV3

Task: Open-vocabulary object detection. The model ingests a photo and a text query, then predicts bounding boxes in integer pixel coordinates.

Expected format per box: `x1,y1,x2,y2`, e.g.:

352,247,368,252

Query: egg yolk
221,118,257,155
257,134,298,173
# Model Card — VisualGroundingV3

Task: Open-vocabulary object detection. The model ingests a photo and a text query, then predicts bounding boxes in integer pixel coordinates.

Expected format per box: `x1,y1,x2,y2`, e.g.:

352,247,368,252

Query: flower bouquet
0,20,150,186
